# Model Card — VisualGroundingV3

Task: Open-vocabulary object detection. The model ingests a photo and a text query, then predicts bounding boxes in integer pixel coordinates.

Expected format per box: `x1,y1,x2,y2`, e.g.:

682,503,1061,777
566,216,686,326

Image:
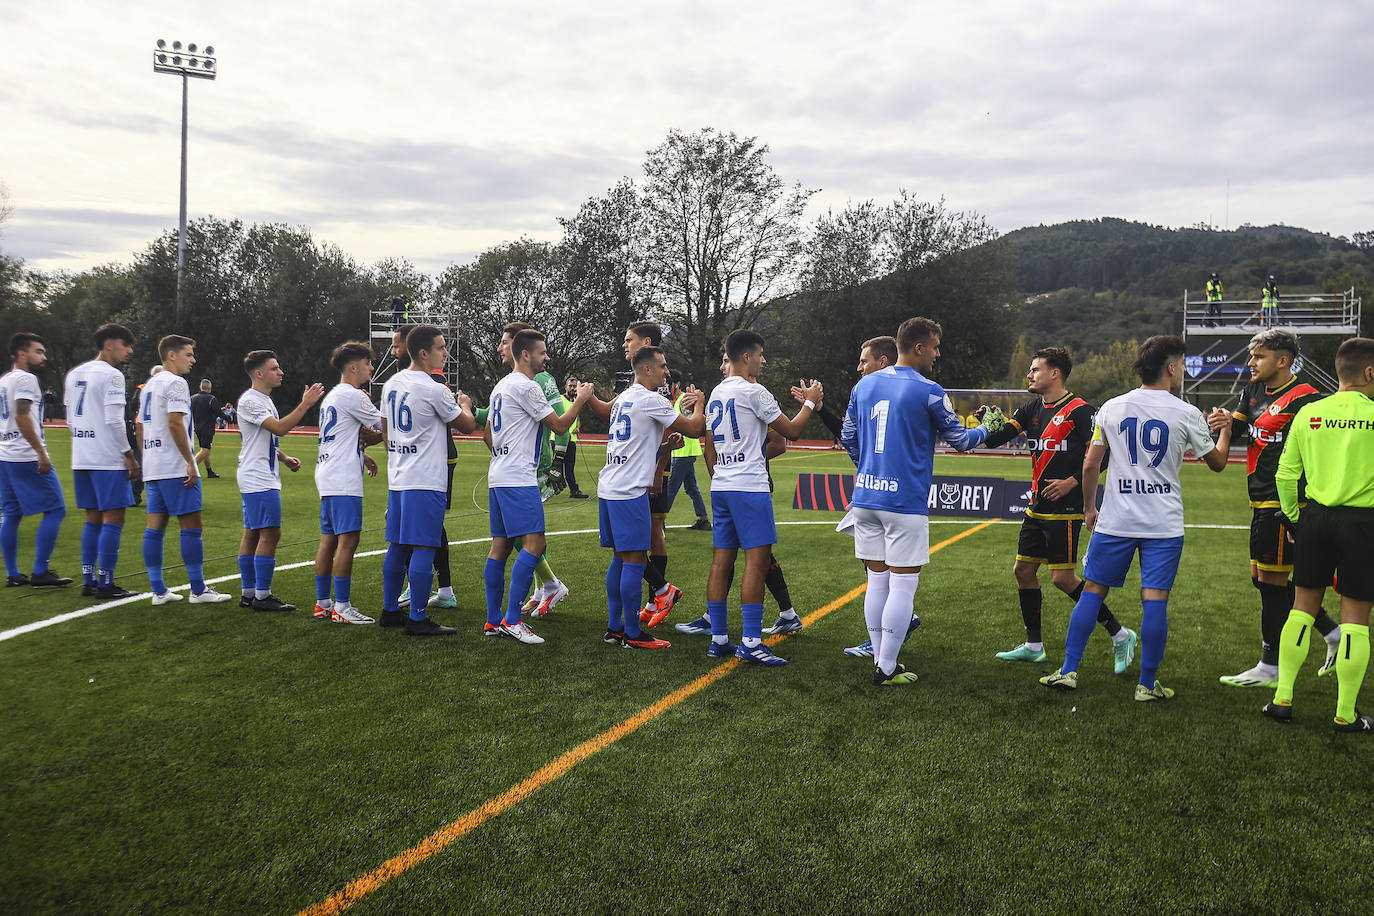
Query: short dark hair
331,341,374,373
1033,346,1073,380
94,323,134,349
8,332,44,358
897,317,942,353
1247,328,1300,366
394,323,417,342
158,334,195,361
406,325,444,362
862,336,898,367
627,321,663,346
512,329,545,361
503,321,534,337
1335,337,1374,384
632,345,664,371
1132,335,1187,384
244,350,277,376
724,328,765,362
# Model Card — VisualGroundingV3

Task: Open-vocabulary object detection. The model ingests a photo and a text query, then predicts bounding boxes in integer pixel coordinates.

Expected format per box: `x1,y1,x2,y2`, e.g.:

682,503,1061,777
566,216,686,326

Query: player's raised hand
974,405,988,421
799,378,823,405
301,383,326,407
1206,406,1231,431
574,381,595,402
680,386,701,410
456,390,474,413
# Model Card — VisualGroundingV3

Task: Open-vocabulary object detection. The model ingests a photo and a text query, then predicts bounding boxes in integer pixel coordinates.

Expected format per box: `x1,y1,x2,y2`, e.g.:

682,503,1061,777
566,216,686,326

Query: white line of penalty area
1,519,1244,643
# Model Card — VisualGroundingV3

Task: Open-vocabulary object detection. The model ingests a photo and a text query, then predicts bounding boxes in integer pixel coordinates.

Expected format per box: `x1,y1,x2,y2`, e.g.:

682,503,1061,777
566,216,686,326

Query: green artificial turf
3,431,1371,914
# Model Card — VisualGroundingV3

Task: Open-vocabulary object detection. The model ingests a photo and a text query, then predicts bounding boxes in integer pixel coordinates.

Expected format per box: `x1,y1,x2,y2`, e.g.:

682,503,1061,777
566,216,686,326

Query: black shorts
1016,515,1082,570
649,469,671,518
1250,507,1294,573
1292,504,1374,601
194,426,215,449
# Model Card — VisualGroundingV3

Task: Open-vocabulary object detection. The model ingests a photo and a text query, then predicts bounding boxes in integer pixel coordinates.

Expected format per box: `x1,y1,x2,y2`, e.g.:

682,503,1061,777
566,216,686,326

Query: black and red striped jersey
1231,376,1323,507
986,392,1096,518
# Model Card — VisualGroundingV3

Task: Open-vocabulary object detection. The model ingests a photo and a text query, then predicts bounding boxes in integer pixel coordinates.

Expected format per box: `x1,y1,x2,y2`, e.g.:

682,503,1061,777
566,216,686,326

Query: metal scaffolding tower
1181,286,1361,399
368,301,460,402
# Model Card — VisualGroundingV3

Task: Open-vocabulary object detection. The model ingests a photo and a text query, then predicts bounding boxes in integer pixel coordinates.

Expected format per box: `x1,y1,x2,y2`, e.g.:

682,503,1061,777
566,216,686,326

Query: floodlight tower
152,39,217,332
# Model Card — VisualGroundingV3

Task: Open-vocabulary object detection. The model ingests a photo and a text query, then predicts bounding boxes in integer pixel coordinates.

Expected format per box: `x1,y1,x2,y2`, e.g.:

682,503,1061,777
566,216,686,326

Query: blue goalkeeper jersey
840,366,989,514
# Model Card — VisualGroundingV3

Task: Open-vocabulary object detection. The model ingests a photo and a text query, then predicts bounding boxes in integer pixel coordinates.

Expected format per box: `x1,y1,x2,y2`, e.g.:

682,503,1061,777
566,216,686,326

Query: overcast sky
2,0,1370,276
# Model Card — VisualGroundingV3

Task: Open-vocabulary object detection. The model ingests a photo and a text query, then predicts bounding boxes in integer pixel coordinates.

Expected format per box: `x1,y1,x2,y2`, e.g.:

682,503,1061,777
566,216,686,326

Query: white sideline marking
0,519,1246,643
0,527,600,643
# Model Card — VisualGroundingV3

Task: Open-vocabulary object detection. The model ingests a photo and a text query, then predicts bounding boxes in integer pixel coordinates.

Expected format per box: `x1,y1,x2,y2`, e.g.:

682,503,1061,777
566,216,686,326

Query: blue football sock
180,529,205,593
237,554,255,595
0,513,19,577
382,544,407,612
1061,589,1104,674
335,576,351,605
97,523,122,589
484,557,505,626
606,556,624,631
252,554,275,599
1140,598,1169,688
81,521,101,585
143,528,166,594
742,602,764,642
621,561,646,638
407,547,436,621
505,549,540,625
315,574,332,604
708,600,729,639
33,507,64,575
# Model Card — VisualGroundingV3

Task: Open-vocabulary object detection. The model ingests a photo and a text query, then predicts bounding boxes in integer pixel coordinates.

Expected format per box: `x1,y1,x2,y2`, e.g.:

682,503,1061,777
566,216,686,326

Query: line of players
3,323,1372,721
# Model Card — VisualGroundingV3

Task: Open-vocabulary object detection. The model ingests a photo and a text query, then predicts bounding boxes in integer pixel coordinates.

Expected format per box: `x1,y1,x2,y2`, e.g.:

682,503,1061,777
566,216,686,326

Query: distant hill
995,218,1373,354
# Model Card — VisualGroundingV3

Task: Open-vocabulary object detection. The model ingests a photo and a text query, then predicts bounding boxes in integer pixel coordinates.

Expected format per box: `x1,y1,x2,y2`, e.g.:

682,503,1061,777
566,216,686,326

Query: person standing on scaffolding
1205,273,1224,327
1262,276,1281,326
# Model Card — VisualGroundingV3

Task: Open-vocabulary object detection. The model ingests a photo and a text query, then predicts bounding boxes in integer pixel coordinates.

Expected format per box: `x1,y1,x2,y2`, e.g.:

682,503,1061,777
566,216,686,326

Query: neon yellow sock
1335,624,1369,724
1274,610,1316,705
534,554,555,587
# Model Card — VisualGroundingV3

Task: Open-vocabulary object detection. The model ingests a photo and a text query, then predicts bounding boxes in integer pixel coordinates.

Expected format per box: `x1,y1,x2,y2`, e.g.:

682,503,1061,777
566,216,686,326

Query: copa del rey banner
793,473,1032,519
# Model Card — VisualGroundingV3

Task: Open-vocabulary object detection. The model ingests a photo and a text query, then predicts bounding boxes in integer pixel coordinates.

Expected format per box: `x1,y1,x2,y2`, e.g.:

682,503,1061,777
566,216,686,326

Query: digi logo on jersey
1024,438,1069,452
1249,424,1283,444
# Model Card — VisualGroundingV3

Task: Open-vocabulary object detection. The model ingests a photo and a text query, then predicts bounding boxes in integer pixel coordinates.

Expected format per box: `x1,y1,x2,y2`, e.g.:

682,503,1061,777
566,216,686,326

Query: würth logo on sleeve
1309,416,1321,430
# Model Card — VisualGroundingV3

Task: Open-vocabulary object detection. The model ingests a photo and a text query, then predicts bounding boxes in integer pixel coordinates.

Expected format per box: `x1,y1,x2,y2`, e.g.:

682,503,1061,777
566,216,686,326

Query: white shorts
851,507,930,567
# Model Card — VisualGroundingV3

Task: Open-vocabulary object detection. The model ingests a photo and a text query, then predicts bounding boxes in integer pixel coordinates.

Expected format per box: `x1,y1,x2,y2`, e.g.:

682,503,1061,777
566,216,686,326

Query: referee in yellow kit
1263,337,1374,732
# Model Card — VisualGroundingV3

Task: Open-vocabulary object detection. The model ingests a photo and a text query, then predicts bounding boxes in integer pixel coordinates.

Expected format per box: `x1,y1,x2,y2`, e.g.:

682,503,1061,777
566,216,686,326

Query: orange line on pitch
295,520,998,916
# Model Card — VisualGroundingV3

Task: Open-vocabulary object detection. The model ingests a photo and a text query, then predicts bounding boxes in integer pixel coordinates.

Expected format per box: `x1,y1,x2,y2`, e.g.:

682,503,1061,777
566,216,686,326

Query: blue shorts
711,490,777,550
489,486,544,539
145,478,203,518
0,460,65,516
320,495,363,535
386,489,446,548
241,489,283,530
599,494,651,551
1083,533,1185,591
73,469,134,511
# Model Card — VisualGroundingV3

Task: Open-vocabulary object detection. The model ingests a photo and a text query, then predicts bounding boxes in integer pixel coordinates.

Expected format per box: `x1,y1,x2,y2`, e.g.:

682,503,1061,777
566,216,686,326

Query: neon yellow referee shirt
1276,390,1374,521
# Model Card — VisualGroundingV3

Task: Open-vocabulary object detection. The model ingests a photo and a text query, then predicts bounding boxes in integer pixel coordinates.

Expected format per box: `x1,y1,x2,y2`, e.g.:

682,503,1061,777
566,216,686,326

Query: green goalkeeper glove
980,406,1006,435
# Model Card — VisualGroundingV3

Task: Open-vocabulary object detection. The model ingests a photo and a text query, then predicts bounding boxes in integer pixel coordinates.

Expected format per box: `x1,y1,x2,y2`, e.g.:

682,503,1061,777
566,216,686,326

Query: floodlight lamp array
153,39,217,79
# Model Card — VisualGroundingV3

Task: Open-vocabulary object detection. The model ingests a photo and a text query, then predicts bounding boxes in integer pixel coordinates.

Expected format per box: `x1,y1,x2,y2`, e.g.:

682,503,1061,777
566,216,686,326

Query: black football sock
435,526,451,589
1018,588,1043,644
764,556,793,611
1257,580,1292,666
643,555,667,590
1312,606,1339,638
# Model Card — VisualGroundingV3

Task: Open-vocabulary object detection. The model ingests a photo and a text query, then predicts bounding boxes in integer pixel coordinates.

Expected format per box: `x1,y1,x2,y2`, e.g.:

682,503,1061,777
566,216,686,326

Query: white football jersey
598,383,681,500
315,383,383,498
706,375,781,493
140,371,193,482
1091,387,1217,539
236,388,282,493
381,369,461,492
487,372,555,488
0,369,44,462
65,360,131,470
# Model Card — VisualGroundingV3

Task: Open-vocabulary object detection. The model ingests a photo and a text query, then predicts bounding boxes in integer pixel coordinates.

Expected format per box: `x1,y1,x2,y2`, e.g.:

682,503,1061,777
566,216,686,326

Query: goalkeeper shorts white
851,507,930,568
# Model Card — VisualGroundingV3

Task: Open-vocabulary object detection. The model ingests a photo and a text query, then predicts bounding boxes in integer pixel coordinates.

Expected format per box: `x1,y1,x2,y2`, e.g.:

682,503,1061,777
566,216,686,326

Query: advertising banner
795,473,1012,519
